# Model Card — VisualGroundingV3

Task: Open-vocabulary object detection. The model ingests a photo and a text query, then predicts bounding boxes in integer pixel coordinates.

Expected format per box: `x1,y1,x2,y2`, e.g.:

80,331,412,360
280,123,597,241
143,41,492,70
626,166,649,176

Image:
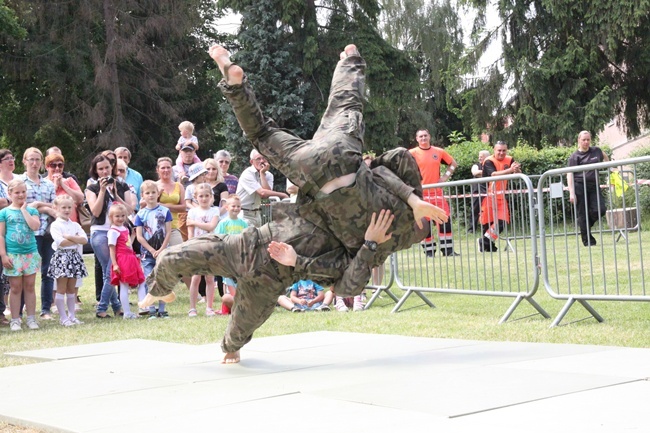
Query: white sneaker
335,297,349,312
123,312,138,320
26,318,39,330
10,319,21,331
61,318,74,327
206,308,216,317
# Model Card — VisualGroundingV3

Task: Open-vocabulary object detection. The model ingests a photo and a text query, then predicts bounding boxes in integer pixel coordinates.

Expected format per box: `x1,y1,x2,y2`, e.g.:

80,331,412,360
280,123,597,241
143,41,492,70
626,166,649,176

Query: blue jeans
142,254,165,313
141,254,155,280
35,235,54,315
91,231,121,314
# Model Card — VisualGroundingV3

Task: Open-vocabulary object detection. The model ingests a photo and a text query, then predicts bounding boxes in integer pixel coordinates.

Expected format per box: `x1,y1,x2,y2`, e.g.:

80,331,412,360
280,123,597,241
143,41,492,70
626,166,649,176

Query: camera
104,176,115,184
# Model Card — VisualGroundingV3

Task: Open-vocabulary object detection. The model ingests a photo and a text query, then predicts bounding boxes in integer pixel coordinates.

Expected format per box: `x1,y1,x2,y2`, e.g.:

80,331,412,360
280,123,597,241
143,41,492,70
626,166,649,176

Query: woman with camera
85,154,133,318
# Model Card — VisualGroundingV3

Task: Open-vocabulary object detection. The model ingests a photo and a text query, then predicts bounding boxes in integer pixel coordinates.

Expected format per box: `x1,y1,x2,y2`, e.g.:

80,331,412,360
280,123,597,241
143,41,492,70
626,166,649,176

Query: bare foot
222,351,240,364
340,44,360,59
208,45,243,85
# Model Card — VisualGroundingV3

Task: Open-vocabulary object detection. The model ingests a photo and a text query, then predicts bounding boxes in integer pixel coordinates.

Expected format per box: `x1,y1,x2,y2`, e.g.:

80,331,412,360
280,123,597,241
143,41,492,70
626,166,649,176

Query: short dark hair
0,149,12,161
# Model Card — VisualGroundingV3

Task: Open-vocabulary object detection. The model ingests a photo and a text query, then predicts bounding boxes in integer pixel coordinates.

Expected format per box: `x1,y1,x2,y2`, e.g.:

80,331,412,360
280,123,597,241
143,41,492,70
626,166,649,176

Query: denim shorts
3,252,42,277
294,302,322,311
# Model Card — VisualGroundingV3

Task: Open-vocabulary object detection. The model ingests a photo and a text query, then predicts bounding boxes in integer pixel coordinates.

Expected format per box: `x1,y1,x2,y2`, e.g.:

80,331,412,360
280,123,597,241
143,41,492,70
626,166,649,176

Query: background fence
367,155,649,327
389,174,549,323
537,156,650,326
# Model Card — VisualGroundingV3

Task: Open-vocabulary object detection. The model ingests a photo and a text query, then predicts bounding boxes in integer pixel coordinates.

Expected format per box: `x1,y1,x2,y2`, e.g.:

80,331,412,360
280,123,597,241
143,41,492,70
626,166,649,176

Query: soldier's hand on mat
268,241,297,267
365,210,394,244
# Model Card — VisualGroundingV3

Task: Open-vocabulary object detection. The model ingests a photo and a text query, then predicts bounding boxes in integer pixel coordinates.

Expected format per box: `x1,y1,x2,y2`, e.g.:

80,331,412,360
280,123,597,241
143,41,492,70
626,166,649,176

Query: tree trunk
103,0,124,141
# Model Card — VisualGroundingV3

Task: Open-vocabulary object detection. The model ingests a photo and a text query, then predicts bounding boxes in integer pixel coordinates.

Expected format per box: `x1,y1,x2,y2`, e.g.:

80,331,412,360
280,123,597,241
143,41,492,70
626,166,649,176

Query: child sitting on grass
277,279,333,312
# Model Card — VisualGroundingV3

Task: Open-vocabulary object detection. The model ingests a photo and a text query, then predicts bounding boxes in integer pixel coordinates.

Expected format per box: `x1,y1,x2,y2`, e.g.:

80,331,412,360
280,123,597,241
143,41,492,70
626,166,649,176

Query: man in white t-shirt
236,149,287,226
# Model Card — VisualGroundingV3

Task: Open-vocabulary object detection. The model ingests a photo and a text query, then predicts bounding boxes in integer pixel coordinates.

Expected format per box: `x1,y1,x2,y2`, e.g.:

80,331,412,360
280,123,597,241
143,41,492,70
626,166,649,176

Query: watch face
365,240,378,251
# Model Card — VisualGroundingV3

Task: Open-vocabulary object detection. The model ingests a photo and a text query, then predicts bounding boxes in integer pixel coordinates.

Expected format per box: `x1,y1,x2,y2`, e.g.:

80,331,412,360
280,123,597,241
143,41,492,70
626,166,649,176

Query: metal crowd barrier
389,174,549,323
362,255,398,309
537,156,650,326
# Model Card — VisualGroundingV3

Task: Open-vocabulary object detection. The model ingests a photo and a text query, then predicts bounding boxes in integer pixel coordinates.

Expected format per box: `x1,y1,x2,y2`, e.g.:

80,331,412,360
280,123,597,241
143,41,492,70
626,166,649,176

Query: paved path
2,332,649,432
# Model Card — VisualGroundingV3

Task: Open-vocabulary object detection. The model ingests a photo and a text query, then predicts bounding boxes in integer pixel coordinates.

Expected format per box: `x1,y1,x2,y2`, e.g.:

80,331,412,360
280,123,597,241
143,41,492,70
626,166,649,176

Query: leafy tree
378,0,466,147
466,0,650,147
218,0,315,178
0,0,225,180
218,0,423,161
0,0,24,39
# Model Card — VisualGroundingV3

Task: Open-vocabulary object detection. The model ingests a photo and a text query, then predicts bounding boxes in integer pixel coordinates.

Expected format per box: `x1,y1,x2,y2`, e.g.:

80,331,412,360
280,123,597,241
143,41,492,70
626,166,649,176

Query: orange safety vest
485,155,514,195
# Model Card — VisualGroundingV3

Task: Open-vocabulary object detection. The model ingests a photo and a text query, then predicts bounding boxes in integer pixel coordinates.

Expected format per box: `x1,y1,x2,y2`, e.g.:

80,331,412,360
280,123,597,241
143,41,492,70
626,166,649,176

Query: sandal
188,309,198,318
95,313,111,319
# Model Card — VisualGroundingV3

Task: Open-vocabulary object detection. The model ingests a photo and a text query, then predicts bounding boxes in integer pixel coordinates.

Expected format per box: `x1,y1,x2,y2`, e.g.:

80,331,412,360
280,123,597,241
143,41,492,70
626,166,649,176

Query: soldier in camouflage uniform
213,44,446,267
142,44,447,364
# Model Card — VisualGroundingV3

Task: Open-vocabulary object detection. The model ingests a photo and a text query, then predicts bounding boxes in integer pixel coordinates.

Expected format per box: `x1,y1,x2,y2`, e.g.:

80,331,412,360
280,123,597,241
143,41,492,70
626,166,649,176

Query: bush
445,136,575,180
629,146,650,218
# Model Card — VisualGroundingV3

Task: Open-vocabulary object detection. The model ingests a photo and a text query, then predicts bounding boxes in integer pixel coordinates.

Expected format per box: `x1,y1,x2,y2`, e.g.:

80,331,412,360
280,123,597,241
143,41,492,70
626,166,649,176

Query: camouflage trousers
149,228,293,353
219,55,367,198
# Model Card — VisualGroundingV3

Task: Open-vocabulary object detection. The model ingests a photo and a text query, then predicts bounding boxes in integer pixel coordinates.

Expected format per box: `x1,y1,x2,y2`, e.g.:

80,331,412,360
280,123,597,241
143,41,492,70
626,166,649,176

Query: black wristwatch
364,240,378,252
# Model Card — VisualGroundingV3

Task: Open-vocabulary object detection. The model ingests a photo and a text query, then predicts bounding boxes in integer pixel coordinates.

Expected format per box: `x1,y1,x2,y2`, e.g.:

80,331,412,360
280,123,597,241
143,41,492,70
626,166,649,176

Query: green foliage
219,0,423,162
607,183,637,209
0,0,226,180
509,144,574,177
378,0,465,146
629,146,650,217
445,133,575,180
0,0,26,39
466,0,650,146
218,0,316,187
444,136,487,180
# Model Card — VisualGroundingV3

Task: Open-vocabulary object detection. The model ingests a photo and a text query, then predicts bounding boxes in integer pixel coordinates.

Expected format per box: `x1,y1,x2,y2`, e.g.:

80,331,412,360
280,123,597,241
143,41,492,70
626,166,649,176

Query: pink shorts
3,252,41,277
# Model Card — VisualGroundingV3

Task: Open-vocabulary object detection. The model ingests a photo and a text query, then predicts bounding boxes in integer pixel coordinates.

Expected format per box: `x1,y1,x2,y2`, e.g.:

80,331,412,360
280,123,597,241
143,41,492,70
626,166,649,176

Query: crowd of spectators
1,123,606,329
1,119,360,329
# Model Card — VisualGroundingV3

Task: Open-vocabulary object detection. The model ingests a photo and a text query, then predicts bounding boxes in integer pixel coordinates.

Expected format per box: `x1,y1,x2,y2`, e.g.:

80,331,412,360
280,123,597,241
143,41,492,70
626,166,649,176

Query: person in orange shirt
478,141,521,252
409,129,459,257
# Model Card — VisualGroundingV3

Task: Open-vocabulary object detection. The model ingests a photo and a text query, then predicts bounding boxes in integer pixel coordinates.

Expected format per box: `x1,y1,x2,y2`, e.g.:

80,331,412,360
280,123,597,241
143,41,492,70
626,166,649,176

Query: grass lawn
3,246,650,370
